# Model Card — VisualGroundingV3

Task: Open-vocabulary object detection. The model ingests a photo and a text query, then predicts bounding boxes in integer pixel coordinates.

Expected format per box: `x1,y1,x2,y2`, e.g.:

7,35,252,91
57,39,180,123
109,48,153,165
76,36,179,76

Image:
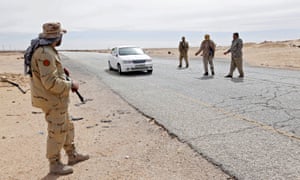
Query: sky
0,0,300,50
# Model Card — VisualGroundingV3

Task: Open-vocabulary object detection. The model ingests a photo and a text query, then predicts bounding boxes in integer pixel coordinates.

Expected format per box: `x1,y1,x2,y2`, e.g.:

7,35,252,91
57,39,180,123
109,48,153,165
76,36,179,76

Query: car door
110,47,118,69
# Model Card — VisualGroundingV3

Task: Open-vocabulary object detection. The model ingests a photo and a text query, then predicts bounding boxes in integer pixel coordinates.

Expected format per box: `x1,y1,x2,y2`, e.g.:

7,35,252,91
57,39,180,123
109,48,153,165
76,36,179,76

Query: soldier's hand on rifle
71,80,79,92
64,67,70,77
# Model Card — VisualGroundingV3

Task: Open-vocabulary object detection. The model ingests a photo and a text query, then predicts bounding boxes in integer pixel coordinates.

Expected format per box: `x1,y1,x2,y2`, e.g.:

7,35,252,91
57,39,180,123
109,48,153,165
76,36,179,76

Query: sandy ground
145,39,300,70
0,52,230,179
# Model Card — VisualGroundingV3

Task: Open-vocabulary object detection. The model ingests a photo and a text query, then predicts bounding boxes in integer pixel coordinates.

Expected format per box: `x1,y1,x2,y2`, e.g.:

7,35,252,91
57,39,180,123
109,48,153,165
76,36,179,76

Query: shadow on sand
41,173,60,180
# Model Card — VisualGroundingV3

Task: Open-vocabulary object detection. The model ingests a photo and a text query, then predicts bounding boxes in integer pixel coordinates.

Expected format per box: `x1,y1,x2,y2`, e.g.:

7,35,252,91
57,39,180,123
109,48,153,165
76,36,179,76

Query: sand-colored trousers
43,107,75,163
203,56,214,73
229,57,244,76
179,54,189,66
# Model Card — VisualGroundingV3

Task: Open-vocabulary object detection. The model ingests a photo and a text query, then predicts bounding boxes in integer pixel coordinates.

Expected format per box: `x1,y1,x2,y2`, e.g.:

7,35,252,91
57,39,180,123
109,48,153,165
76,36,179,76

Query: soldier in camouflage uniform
195,34,216,76
178,36,189,68
224,32,244,78
30,22,89,175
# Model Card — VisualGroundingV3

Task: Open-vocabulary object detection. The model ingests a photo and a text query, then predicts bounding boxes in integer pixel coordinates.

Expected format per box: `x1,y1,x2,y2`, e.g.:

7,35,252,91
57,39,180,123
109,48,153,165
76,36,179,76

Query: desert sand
0,40,299,179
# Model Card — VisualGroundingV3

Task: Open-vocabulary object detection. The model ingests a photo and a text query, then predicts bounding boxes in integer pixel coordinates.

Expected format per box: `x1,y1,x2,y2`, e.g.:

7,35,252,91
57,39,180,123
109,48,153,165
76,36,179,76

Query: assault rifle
64,68,86,104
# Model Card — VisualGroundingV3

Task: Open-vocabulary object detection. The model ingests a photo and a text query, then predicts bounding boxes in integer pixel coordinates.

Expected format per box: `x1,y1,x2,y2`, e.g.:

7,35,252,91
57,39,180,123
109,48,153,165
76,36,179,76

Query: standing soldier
178,36,189,68
195,34,216,76
29,22,89,175
224,32,244,78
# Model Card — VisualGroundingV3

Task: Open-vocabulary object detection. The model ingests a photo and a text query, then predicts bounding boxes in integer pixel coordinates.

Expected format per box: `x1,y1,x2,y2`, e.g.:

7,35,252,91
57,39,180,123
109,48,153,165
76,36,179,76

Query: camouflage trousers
203,56,214,73
179,54,189,67
43,107,75,163
229,57,244,76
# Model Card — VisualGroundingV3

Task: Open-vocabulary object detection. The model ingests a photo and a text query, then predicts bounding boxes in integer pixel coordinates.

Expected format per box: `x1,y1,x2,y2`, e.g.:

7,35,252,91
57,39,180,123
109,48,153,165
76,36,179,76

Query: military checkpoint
0,19,300,179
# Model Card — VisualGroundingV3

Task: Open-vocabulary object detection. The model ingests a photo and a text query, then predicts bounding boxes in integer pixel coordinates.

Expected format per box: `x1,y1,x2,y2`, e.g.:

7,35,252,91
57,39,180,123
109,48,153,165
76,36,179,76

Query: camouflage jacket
30,46,71,110
179,41,189,54
199,40,216,57
228,38,243,59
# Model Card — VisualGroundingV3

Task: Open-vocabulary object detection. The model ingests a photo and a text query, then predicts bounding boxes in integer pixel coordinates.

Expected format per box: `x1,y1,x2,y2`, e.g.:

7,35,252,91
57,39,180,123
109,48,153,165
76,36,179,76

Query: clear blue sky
0,0,299,50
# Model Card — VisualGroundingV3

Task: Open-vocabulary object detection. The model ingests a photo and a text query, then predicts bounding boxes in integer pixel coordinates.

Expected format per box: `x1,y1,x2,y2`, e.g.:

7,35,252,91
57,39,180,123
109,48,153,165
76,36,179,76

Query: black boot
224,74,232,78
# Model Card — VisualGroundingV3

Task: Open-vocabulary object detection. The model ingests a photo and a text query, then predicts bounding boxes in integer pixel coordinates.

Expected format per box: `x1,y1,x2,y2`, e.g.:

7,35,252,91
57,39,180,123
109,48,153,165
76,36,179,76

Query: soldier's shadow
231,77,244,83
195,76,214,80
41,173,60,180
176,67,188,70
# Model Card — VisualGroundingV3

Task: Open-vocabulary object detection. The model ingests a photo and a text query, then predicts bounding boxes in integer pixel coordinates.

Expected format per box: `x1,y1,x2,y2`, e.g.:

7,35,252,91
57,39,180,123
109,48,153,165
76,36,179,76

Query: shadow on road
231,77,244,83
176,67,189,70
104,69,152,77
195,76,214,80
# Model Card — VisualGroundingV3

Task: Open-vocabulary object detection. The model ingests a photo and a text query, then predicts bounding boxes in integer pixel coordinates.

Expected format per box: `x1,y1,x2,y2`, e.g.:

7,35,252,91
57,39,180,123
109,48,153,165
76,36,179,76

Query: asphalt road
62,52,300,179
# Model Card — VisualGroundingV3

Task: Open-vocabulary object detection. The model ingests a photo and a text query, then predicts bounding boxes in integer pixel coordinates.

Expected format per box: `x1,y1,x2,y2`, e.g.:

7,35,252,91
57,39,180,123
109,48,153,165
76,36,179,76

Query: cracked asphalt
62,52,300,179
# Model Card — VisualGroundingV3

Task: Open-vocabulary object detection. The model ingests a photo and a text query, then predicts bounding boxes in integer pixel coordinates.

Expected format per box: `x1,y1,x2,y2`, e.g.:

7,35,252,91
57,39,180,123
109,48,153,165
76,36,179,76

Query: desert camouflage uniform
178,40,189,67
198,40,216,74
227,38,244,76
30,45,75,163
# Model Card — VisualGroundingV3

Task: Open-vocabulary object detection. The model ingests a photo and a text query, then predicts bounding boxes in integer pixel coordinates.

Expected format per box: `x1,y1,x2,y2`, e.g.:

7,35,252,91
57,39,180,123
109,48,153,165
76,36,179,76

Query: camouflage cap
39,22,67,39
